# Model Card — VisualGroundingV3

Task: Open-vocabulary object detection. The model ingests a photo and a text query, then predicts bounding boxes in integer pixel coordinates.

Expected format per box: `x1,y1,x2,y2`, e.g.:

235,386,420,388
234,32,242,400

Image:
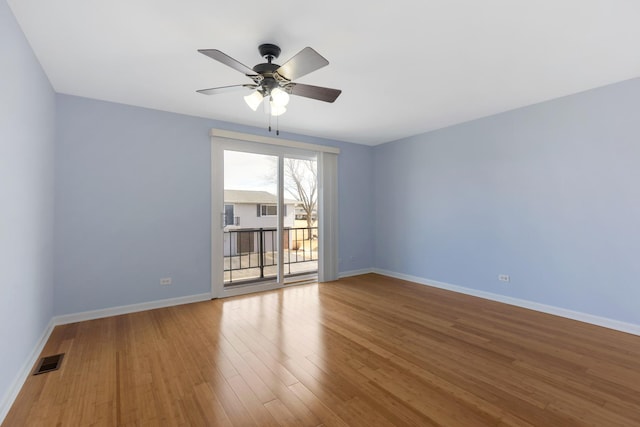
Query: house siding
223,202,295,256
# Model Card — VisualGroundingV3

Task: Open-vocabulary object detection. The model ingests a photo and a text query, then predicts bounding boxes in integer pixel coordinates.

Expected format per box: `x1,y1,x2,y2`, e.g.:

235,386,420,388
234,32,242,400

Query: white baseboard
338,268,374,279
372,268,640,337
53,293,213,325
0,318,55,424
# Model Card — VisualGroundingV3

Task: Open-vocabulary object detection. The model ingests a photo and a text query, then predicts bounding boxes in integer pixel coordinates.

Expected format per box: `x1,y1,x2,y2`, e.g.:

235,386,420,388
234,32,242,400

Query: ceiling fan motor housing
253,62,281,95
258,43,281,61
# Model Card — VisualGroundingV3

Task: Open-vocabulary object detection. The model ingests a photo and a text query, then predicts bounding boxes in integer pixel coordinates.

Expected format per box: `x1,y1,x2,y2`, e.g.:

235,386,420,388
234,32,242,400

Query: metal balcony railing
223,226,318,284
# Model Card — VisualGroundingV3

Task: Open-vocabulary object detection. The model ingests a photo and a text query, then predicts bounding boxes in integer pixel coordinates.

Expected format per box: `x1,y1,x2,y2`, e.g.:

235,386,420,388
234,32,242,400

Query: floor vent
33,353,64,375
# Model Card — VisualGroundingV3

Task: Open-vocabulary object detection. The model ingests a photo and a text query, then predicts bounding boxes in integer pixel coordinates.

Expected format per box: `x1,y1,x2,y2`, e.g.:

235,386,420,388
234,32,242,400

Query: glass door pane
283,156,319,280
223,150,279,285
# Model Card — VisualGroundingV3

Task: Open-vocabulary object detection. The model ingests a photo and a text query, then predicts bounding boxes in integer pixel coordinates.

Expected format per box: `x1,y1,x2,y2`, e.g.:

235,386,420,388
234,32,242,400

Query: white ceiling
8,0,640,146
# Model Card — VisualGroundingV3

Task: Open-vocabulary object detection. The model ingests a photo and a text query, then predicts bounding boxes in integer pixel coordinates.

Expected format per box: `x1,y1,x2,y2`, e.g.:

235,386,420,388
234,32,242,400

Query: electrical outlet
160,277,172,286
498,274,510,282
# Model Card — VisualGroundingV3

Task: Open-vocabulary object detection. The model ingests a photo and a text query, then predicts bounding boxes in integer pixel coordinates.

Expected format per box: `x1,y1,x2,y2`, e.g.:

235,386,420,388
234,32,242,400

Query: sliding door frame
210,129,339,298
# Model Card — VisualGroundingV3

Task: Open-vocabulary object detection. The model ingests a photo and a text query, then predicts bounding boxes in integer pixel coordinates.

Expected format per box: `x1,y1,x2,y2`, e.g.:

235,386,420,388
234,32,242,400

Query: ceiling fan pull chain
276,115,280,136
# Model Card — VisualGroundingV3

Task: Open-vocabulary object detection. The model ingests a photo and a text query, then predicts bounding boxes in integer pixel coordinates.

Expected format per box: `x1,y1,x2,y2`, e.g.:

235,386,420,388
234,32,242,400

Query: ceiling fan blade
275,47,329,81
287,83,342,103
198,49,258,77
196,84,256,95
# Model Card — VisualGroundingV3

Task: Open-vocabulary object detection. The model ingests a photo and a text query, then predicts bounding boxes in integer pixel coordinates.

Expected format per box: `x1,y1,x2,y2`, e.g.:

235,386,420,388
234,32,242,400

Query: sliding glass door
222,150,281,284
211,132,326,298
282,157,319,278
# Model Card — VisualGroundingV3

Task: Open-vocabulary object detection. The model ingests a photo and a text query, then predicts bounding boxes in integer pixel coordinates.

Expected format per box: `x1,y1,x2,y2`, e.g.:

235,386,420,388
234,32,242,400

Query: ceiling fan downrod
258,44,281,63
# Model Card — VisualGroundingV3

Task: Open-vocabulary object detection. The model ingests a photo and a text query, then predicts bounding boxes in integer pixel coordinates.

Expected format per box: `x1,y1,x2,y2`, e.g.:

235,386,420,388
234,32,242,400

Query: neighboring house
223,190,296,256
294,205,317,222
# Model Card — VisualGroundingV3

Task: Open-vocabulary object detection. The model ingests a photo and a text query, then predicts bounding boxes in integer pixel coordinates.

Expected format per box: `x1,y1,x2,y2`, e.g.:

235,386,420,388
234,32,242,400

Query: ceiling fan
197,43,342,117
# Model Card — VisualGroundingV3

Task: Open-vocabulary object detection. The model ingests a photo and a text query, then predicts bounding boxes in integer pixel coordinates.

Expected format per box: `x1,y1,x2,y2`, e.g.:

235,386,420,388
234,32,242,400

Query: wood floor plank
263,398,300,427
287,382,350,427
225,374,280,427
4,273,640,426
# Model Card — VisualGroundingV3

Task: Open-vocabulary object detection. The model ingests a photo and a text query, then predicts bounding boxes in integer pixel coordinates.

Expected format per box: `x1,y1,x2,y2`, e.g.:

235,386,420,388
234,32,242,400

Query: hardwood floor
5,273,640,426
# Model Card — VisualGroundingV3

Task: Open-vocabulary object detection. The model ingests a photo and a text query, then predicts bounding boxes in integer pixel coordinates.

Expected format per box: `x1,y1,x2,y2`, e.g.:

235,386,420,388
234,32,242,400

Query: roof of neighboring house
224,190,296,205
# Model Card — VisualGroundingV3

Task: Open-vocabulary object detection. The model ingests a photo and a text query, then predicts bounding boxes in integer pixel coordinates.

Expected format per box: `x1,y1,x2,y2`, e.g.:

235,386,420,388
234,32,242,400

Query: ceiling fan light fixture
270,87,290,107
244,90,264,111
270,102,287,117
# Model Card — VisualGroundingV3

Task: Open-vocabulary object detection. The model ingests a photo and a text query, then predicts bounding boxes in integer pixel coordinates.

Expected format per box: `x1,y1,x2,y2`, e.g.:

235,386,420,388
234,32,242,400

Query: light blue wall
374,78,640,325
0,0,55,412
54,95,374,315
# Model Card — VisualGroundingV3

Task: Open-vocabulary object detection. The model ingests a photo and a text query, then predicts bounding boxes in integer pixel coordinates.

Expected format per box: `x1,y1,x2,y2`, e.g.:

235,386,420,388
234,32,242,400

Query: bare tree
284,158,317,229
